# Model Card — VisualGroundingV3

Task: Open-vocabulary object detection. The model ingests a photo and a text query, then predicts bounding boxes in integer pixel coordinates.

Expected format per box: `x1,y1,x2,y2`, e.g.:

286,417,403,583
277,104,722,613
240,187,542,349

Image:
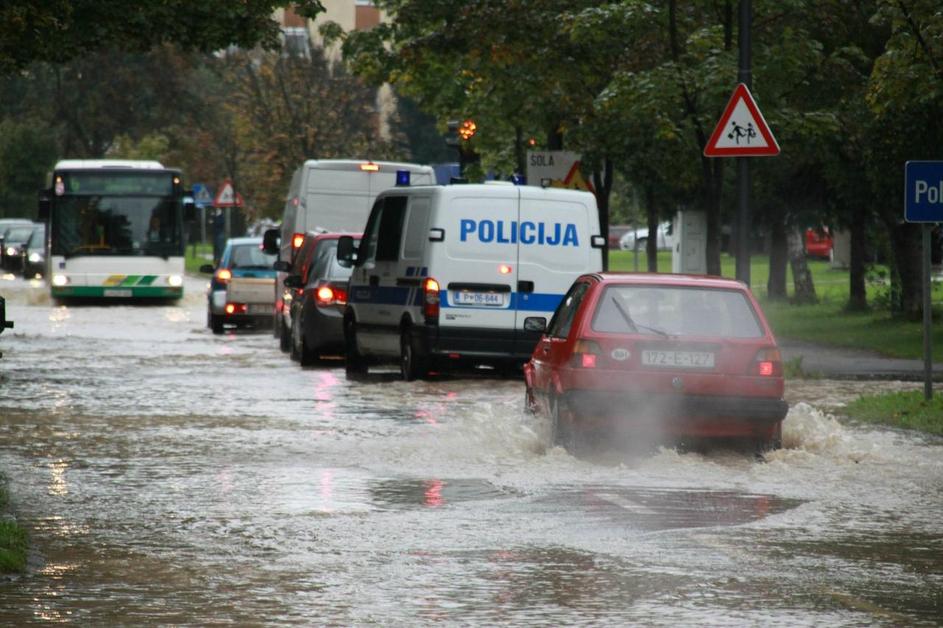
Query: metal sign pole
735,0,752,285
923,223,933,400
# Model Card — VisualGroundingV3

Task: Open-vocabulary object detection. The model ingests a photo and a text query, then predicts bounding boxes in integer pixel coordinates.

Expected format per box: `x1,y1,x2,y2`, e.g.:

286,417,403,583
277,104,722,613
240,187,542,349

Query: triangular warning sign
213,179,244,207
704,83,780,157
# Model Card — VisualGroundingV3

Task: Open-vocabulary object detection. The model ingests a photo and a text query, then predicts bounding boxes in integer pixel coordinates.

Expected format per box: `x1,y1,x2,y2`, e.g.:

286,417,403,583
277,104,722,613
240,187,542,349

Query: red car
804,227,832,259
523,273,788,453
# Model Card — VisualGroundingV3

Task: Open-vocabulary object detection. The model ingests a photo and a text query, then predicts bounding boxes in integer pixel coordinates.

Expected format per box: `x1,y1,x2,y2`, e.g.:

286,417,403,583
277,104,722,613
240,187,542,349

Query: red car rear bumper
562,389,788,437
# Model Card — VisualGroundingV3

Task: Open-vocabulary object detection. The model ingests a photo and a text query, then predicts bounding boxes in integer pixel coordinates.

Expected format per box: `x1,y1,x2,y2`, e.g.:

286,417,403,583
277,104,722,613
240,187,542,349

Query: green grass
844,391,943,436
0,476,27,573
185,242,215,275
607,249,943,360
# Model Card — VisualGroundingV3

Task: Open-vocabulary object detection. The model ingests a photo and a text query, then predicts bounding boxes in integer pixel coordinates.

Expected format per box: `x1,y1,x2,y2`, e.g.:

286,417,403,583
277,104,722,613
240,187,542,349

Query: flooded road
0,275,941,625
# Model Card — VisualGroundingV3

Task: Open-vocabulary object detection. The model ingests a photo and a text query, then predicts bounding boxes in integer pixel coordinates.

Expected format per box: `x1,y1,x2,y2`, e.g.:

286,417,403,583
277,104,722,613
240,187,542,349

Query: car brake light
225,302,247,315
423,277,440,322
215,268,232,284
316,285,334,305
753,348,782,377
360,162,380,172
571,339,602,368
292,233,305,249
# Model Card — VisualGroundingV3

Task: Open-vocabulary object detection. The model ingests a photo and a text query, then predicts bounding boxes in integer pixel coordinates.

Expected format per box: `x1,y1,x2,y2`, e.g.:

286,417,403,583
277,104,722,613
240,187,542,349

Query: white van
338,183,605,379
270,159,435,340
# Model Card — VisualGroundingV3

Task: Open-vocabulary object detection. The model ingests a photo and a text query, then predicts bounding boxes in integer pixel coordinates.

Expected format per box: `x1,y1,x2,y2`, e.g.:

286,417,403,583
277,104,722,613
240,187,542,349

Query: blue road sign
905,161,943,223
192,183,213,208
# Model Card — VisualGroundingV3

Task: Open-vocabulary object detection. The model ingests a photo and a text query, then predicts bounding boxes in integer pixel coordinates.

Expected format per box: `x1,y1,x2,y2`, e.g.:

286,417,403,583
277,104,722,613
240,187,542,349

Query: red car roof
584,272,751,291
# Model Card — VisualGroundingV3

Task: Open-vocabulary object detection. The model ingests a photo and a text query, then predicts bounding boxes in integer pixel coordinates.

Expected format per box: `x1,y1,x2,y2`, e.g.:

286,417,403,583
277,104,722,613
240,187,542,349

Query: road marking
593,492,658,516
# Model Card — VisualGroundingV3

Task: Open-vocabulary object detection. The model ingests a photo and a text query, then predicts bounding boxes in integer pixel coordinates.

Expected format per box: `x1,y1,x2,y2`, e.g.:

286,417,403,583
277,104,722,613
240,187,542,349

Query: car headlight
28,252,42,263
51,274,69,287
167,274,183,287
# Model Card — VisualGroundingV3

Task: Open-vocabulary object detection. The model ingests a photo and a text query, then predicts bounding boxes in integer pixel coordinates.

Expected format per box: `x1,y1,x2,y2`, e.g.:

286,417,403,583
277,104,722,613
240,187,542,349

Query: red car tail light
753,347,782,377
423,277,440,322
571,339,602,368
215,268,232,284
225,302,247,315
315,284,347,306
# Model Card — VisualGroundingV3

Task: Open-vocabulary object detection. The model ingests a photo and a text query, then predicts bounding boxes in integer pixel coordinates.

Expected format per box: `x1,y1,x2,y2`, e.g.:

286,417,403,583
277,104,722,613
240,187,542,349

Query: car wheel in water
278,317,291,353
289,316,301,362
550,394,580,451
753,421,783,455
298,320,318,367
344,317,368,380
400,327,427,381
210,313,224,335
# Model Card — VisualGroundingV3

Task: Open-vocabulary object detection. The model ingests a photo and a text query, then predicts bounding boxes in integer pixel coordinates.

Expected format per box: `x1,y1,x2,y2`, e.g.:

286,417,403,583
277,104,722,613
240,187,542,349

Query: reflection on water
0,276,941,624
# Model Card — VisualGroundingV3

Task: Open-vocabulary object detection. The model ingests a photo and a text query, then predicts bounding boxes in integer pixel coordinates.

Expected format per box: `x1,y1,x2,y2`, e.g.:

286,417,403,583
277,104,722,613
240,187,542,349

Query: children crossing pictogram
704,83,780,157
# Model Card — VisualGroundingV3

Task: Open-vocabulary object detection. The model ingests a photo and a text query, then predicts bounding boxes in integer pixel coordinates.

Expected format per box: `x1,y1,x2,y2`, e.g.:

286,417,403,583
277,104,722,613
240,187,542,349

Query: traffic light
458,119,477,141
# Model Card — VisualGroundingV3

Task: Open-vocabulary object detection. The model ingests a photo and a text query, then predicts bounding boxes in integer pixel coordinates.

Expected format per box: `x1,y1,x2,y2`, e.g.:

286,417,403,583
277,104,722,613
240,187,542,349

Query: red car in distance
523,273,788,453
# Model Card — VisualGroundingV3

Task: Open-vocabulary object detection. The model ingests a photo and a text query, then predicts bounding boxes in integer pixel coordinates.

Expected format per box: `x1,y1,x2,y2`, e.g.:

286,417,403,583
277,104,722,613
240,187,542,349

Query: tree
0,1,324,75
0,118,56,219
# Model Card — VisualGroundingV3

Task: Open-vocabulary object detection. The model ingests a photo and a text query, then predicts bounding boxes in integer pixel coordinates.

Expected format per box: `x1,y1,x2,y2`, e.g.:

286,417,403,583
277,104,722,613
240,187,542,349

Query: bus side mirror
38,192,51,221
337,235,357,265
262,228,280,255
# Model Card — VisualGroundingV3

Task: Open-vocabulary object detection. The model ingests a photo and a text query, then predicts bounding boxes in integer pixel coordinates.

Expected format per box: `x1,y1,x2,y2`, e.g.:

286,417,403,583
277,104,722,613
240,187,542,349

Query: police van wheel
400,327,427,381
344,319,368,379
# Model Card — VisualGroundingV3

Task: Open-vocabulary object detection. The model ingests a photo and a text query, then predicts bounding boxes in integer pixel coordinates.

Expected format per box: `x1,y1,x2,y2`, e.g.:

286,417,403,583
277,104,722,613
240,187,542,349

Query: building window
281,27,310,58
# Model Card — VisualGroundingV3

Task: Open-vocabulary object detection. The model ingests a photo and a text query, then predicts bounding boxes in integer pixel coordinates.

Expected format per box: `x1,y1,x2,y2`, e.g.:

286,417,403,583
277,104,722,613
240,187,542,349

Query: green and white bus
39,160,193,300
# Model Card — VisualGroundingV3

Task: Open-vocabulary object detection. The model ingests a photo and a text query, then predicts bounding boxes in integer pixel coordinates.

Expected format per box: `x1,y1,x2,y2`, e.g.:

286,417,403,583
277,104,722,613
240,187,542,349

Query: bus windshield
51,171,182,258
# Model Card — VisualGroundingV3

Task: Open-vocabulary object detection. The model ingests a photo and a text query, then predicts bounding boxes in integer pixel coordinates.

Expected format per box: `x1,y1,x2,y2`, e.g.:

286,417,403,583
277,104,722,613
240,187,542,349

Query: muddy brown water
0,276,941,625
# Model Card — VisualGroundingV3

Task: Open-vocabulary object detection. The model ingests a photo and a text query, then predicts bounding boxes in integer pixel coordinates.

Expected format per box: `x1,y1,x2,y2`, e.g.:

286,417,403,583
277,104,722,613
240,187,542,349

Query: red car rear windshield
591,285,764,338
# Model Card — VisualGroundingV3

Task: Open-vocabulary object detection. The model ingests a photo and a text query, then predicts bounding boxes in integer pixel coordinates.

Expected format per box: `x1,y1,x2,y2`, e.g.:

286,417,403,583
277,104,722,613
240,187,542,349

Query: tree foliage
0,0,324,74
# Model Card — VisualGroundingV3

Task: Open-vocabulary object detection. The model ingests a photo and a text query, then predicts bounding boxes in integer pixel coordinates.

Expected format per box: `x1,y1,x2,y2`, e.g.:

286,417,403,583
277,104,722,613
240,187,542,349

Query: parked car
284,232,360,365
618,221,674,251
19,223,46,278
804,227,832,259
0,218,33,253
1,223,36,272
523,273,788,453
607,225,632,250
201,237,277,334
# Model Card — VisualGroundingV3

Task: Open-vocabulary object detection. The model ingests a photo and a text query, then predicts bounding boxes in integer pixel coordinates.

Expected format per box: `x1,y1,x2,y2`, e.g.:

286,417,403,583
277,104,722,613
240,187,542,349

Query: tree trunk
645,185,658,271
767,214,787,299
889,222,923,319
592,159,614,272
788,228,817,303
847,212,868,311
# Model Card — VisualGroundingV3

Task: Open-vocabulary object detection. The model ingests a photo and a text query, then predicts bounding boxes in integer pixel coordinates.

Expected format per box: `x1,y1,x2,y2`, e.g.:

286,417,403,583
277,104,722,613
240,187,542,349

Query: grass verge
185,242,214,275
0,476,28,573
843,391,943,436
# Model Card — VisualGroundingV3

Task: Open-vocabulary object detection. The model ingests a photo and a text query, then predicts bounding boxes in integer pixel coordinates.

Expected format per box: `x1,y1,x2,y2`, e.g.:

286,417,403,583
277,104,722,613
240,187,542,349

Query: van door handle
518,280,534,293
369,275,379,287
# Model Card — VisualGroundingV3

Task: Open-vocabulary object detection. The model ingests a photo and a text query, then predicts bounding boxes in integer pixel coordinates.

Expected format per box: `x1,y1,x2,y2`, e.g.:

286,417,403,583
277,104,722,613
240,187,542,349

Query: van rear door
439,186,520,353
515,188,601,355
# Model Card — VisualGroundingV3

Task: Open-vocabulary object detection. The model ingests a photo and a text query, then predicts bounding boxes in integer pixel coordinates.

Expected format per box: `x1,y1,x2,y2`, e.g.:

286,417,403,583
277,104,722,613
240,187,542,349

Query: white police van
337,183,604,380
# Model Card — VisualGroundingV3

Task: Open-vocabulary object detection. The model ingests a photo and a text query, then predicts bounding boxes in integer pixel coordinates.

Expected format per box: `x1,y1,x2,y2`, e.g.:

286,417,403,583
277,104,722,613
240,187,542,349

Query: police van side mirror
262,228,280,255
523,317,546,333
337,235,357,265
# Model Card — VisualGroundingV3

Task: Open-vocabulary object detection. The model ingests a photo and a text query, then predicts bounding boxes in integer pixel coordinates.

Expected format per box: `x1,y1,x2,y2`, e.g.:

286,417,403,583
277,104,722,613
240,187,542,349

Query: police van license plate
453,291,504,307
641,350,715,368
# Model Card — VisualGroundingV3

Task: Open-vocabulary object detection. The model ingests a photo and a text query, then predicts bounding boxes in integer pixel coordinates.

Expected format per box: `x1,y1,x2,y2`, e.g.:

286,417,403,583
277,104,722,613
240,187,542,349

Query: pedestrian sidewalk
779,338,943,381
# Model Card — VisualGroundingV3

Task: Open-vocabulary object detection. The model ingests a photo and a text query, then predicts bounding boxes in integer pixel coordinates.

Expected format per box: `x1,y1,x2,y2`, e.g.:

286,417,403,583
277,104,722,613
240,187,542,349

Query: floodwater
0,275,941,625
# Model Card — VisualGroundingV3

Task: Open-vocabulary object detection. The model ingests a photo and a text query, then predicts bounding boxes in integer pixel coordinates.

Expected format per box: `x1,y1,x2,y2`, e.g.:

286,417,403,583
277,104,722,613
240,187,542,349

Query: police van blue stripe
438,291,562,312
